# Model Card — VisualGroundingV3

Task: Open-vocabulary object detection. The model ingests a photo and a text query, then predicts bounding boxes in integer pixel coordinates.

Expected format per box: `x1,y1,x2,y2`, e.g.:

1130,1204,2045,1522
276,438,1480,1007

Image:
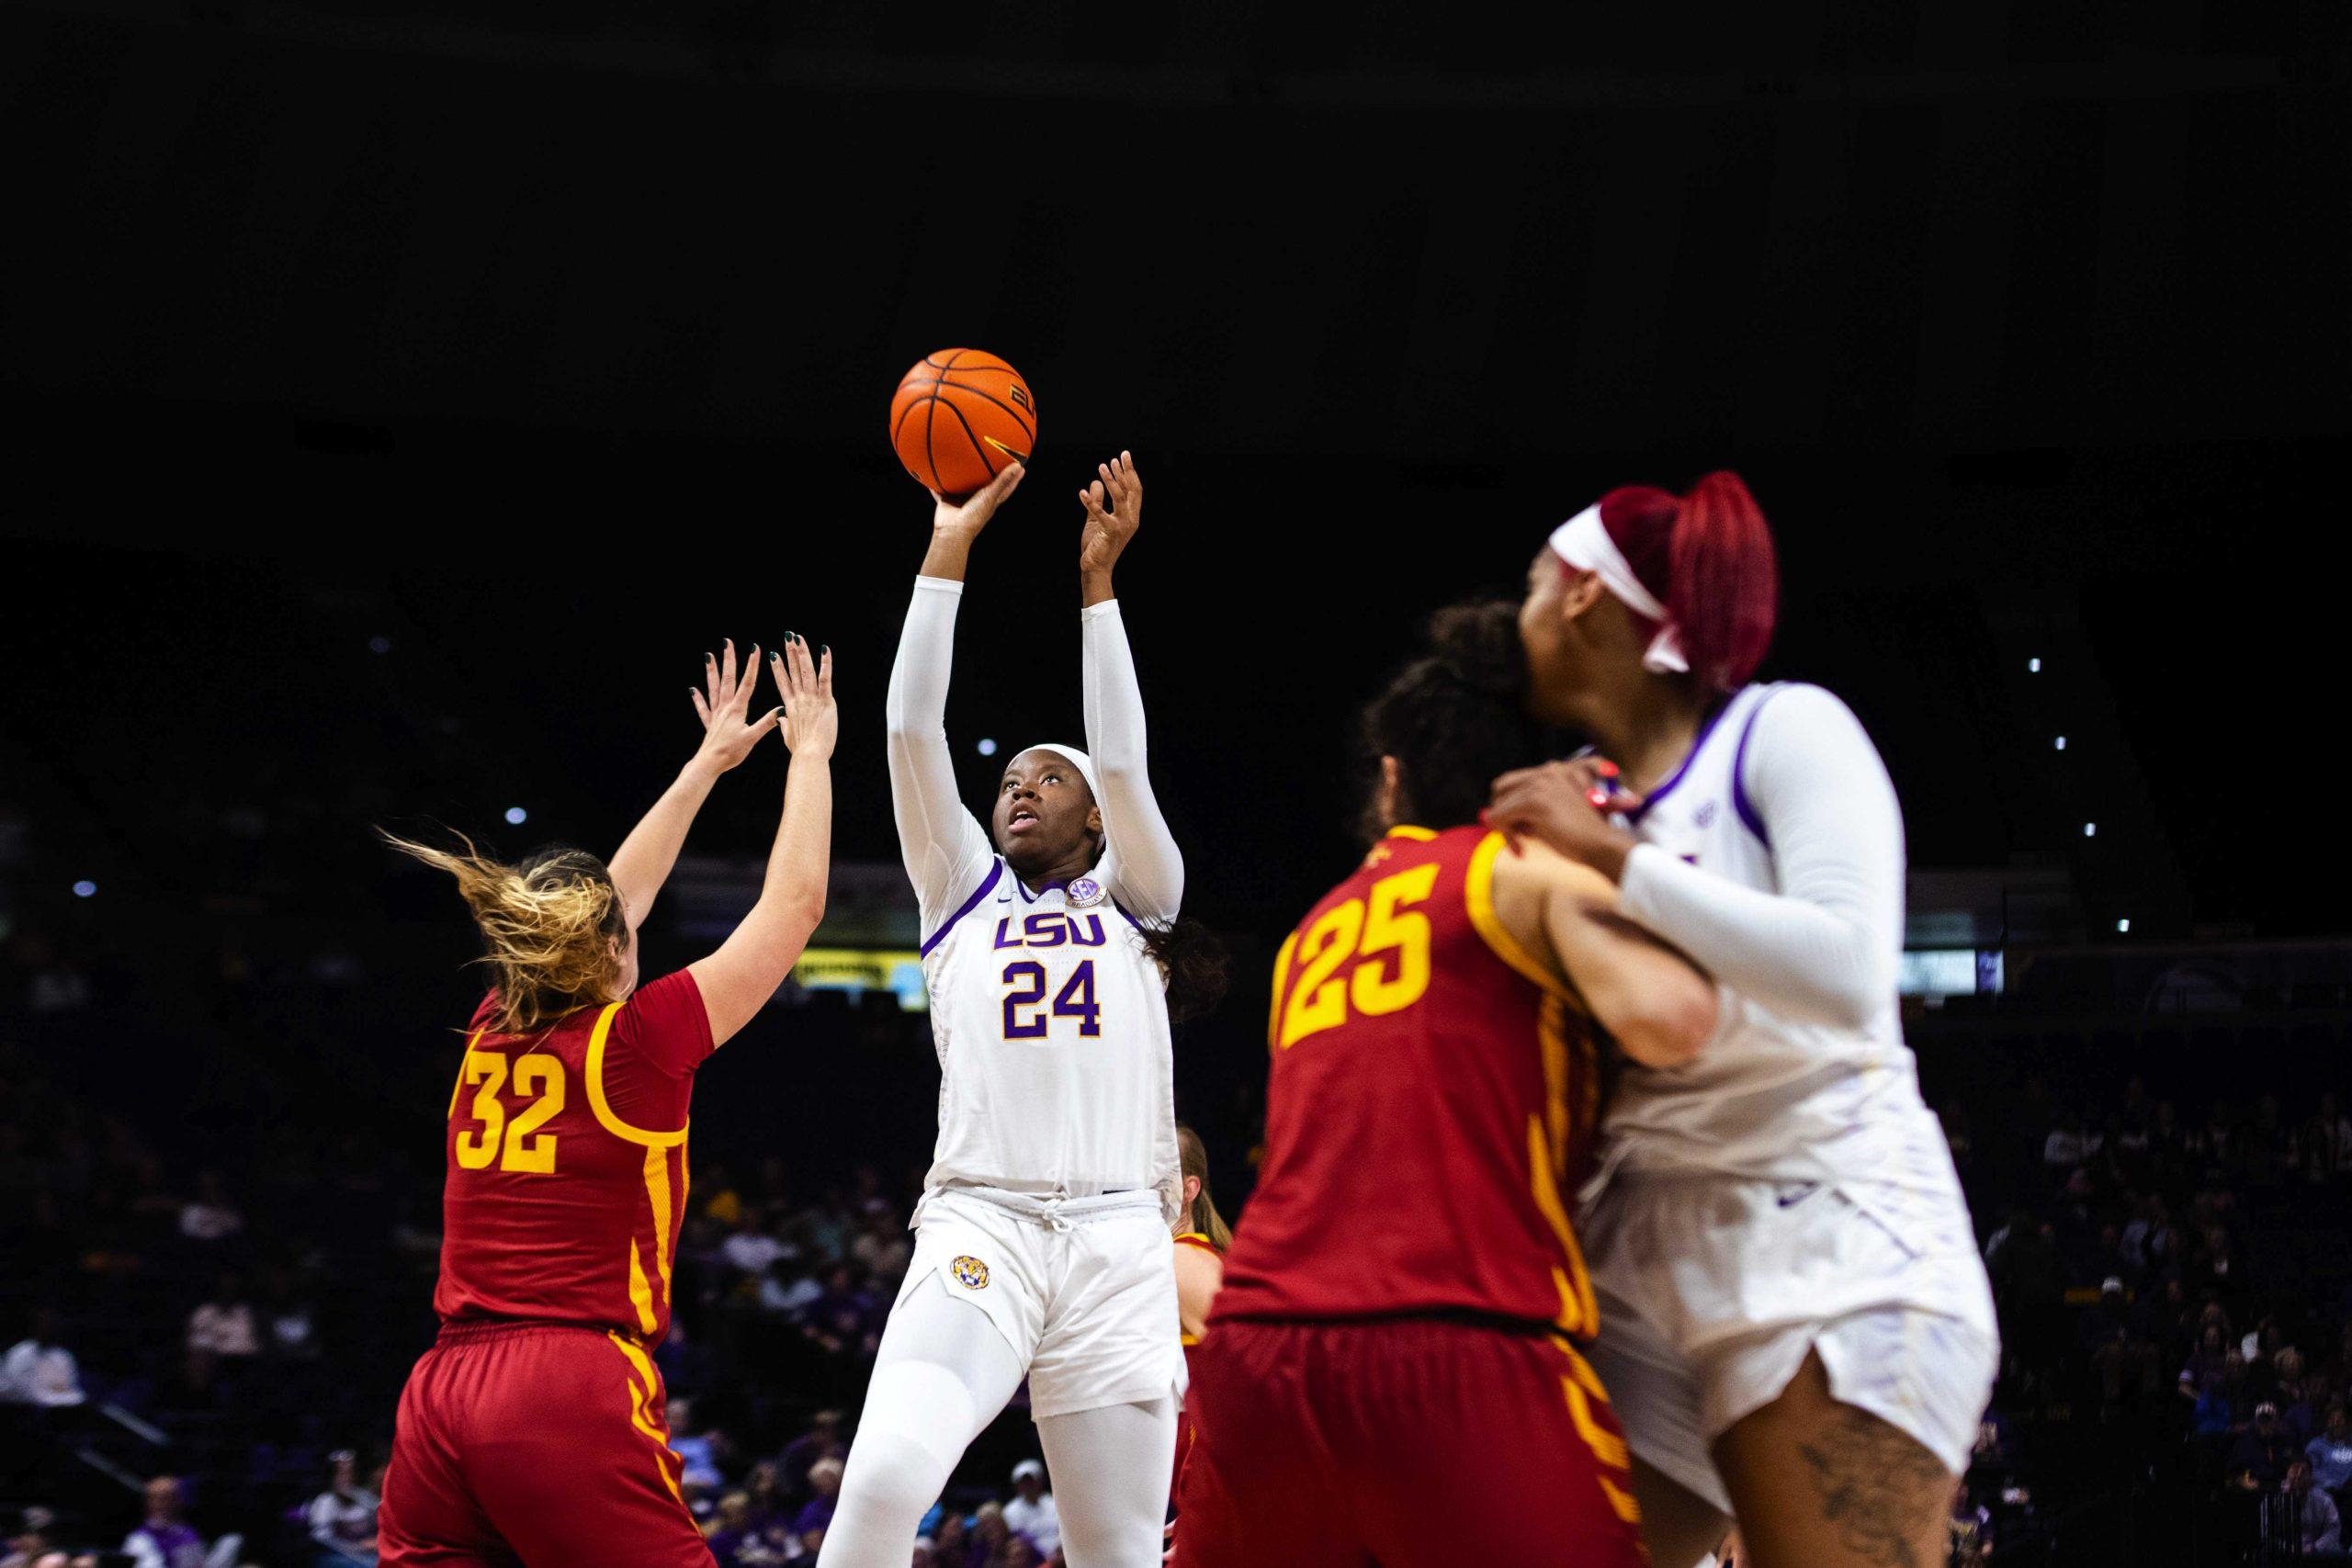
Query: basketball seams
891,376,1036,445
890,349,1034,493
936,395,1003,484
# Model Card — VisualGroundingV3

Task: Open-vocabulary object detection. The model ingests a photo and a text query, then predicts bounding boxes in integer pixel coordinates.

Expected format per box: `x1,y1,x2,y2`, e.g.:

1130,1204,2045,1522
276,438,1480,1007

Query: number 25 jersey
1215,826,1607,1337
435,970,713,1344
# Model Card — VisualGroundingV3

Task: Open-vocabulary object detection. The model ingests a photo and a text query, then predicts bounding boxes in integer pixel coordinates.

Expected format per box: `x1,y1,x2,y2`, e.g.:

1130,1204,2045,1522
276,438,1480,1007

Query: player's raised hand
687,637,780,774
771,633,838,761
1079,450,1143,581
931,459,1025,537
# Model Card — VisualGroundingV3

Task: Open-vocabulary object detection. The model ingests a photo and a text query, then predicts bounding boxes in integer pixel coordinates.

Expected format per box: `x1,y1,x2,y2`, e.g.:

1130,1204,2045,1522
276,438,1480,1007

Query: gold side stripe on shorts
1560,1373,1632,1473
608,1333,685,1505
1597,1471,1642,1525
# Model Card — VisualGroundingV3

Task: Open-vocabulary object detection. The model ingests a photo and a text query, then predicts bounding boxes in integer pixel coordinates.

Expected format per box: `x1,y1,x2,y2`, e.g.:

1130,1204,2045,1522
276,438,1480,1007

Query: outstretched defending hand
771,633,838,761
931,459,1025,537
687,637,779,774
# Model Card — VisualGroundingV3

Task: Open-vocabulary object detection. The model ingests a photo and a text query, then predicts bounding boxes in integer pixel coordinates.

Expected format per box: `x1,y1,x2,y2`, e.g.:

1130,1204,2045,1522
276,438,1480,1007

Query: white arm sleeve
1081,599,1184,922
884,577,998,930
1616,684,1903,1030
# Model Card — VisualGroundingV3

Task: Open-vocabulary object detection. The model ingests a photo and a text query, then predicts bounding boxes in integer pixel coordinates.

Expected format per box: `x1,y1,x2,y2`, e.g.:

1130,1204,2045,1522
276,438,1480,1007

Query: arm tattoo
1795,1408,1951,1568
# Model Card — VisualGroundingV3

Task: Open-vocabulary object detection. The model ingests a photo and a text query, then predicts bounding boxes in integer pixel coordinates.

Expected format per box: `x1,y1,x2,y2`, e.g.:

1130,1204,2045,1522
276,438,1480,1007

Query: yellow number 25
1272,863,1439,1050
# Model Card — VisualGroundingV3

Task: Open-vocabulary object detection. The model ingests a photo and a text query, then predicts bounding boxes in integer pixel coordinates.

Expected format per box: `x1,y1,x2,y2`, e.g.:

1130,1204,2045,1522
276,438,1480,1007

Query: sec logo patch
951,1255,990,1291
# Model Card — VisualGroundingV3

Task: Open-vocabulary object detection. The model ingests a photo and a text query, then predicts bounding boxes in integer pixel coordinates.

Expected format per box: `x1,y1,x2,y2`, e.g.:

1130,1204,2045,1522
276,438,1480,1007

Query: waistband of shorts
920,1183,1161,1228
1209,1307,1590,1344
434,1316,639,1348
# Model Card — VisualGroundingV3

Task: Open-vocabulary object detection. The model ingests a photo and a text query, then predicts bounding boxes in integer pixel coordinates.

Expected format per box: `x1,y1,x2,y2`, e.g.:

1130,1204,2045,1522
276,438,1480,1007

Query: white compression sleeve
1035,1396,1180,1568
1616,683,1905,1031
885,577,999,930
1080,600,1183,923
816,1273,1026,1568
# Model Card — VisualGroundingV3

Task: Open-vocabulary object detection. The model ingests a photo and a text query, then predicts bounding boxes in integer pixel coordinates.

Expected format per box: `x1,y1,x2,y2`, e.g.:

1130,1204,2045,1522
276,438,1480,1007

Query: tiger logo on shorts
951,1255,990,1291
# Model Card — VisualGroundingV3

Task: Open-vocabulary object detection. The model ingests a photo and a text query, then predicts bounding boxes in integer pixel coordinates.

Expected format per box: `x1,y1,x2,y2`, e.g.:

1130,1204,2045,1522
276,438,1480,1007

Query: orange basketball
889,349,1037,497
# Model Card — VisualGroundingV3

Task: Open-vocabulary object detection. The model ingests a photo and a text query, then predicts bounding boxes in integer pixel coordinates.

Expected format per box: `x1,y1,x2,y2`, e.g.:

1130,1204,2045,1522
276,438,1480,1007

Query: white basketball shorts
1578,1175,1999,1515
899,1187,1181,1421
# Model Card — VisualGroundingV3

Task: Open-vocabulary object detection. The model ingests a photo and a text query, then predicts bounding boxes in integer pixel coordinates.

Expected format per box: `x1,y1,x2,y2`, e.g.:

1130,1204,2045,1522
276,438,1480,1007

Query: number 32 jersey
1216,826,1608,1337
435,971,713,1344
918,861,1180,1218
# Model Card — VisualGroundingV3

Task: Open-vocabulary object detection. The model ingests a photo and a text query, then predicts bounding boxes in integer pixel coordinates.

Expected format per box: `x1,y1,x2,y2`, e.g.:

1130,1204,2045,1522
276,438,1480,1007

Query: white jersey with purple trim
916,861,1180,1220
1595,682,1961,1203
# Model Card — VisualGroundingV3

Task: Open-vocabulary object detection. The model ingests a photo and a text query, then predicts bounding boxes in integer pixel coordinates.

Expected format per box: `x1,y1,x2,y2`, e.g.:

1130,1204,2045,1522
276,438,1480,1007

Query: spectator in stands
177,1172,243,1246
789,1459,842,1554
2043,1106,2101,1170
969,1503,1012,1568
701,1164,745,1227
187,1275,260,1363
303,1450,378,1567
705,1493,756,1566
2083,1278,2161,1409
1001,1460,1058,1560
261,1269,320,1362
1,1309,85,1407
2191,1370,2237,1438
2233,1403,2300,1490
722,1212,787,1281
667,1397,726,1491
848,1209,910,1284
122,1477,234,1568
760,1258,823,1319
3,1507,59,1568
2308,1405,2352,1500
2285,1460,2344,1553
928,1511,968,1568
775,1410,845,1499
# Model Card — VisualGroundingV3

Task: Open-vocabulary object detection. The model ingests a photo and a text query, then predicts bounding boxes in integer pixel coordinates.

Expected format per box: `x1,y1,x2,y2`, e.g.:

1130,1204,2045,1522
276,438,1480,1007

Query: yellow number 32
454,1051,566,1174
1274,863,1439,1050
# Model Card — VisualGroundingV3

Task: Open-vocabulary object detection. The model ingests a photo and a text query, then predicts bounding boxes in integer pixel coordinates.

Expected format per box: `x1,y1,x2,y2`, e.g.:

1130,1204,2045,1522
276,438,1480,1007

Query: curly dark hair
1357,599,1555,840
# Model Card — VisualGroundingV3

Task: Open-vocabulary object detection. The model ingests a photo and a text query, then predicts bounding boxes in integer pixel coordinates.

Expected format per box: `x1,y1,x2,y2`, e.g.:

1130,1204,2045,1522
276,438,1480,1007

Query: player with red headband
1487,475,1997,1568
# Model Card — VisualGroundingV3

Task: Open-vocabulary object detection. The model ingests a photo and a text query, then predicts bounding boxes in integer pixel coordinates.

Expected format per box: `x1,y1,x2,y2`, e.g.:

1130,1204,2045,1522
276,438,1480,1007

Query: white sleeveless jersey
1601,683,1962,1205
917,859,1182,1222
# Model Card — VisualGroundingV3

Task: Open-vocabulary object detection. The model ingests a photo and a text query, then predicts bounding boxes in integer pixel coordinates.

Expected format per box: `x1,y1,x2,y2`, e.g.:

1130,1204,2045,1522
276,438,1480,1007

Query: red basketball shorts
1172,1316,1645,1568
379,1321,711,1568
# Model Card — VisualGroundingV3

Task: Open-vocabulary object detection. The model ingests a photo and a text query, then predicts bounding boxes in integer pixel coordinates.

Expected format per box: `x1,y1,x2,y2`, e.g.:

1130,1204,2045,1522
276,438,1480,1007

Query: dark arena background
4,1,2349,1564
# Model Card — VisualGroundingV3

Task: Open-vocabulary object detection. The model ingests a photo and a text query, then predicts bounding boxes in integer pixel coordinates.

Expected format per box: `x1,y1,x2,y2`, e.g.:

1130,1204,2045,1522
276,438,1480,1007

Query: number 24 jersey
917,862,1180,1216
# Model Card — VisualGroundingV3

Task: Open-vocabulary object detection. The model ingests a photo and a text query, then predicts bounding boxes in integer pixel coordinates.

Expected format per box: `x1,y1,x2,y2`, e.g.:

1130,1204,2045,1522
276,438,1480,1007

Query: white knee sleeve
1037,1397,1179,1568
816,1274,1025,1568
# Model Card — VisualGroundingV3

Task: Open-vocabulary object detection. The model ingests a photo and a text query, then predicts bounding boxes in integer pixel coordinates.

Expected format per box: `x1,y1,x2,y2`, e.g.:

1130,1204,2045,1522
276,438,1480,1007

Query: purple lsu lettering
991,911,1109,950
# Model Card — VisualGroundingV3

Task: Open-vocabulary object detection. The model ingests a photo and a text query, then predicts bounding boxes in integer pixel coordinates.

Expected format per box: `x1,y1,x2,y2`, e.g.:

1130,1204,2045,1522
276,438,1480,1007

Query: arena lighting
2054,736,2067,750
2029,657,2041,672
2083,822,2097,837
977,739,998,756
504,807,527,825
71,880,96,898
2118,919,2132,933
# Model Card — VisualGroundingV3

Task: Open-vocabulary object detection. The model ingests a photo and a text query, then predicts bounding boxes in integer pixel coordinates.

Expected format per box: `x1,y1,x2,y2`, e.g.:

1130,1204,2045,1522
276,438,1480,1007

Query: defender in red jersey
1169,1125,1231,1506
379,636,835,1568
1173,604,1719,1568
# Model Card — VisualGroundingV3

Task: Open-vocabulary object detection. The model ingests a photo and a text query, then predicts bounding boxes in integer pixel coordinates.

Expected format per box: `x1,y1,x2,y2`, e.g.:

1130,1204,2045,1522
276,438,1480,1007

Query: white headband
1020,742,1099,800
1547,504,1690,675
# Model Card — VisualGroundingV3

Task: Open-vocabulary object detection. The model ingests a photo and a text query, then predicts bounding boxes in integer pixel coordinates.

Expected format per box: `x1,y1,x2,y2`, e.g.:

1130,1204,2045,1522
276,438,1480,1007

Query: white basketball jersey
917,859,1181,1221
1601,683,1961,1202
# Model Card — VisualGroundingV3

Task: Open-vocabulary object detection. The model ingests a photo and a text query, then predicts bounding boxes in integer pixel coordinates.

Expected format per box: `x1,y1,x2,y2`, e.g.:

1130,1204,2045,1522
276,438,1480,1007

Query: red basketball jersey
1214,826,1607,1336
434,970,713,1345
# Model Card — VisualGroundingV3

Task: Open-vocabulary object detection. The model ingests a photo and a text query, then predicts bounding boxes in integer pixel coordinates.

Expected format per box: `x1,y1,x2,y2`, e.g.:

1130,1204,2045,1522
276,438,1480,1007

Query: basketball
888,349,1036,497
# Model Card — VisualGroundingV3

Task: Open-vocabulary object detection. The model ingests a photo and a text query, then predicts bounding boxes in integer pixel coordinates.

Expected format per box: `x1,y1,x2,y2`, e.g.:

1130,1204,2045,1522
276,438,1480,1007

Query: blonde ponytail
384,830,628,1034
1177,1124,1233,1253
